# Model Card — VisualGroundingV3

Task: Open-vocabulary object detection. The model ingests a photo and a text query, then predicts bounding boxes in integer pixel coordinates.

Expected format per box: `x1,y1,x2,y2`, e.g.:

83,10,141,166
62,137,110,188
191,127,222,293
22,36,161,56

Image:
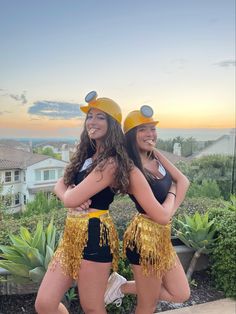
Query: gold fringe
100,215,119,272
50,213,119,280
123,214,176,277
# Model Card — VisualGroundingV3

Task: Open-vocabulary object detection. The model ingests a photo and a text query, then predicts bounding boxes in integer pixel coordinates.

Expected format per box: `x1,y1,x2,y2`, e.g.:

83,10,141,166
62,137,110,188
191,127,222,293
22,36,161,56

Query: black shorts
83,218,112,263
126,247,140,265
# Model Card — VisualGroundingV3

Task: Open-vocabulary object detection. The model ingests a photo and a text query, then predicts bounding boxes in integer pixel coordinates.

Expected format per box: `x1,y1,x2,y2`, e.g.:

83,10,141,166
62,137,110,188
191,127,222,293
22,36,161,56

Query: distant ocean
157,128,235,141
1,128,235,143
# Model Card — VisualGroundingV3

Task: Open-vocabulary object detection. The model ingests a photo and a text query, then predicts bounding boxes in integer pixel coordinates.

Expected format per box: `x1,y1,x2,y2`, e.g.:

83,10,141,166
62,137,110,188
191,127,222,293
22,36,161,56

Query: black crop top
129,166,172,214
73,161,115,210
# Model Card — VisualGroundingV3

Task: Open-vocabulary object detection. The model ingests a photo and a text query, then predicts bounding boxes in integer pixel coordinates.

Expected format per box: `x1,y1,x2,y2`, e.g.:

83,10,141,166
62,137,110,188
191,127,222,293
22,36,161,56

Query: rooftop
0,147,49,170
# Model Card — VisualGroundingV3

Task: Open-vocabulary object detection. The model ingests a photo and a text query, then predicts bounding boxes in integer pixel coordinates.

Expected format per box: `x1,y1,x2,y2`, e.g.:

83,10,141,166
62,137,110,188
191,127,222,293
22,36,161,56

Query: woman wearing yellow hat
35,91,132,314
105,105,190,313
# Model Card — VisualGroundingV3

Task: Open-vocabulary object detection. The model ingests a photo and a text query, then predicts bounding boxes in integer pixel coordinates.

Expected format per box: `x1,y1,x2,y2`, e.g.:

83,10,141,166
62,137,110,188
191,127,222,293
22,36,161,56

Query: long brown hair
64,113,132,193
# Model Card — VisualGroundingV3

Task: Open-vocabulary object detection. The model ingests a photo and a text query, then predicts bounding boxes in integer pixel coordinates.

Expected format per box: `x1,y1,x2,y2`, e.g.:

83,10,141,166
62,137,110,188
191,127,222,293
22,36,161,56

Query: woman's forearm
54,177,67,202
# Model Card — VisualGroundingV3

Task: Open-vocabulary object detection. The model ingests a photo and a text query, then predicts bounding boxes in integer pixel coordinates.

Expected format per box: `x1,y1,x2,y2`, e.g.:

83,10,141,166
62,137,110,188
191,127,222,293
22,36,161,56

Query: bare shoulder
95,157,117,175
130,166,140,176
129,166,145,182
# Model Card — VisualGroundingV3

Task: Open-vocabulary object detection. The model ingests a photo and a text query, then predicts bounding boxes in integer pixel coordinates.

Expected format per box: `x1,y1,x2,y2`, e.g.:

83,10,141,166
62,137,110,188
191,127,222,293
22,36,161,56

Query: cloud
215,59,235,67
0,89,28,104
9,91,27,104
28,101,84,120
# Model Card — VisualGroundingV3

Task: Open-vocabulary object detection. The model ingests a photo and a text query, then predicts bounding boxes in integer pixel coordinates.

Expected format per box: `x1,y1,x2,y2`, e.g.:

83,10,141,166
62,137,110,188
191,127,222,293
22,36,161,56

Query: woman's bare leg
78,259,111,314
160,256,190,302
120,257,190,303
132,265,162,314
35,263,73,314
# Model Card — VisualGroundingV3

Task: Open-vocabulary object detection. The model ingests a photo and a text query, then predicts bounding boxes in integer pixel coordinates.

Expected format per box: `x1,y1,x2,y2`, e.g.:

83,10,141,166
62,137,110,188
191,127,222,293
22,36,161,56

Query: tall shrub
187,180,222,199
177,155,234,200
209,202,236,298
24,191,63,216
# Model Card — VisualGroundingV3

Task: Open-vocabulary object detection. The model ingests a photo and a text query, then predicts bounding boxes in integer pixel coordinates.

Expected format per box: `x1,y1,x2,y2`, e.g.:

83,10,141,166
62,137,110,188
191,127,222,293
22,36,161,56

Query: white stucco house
0,146,68,213
193,130,235,158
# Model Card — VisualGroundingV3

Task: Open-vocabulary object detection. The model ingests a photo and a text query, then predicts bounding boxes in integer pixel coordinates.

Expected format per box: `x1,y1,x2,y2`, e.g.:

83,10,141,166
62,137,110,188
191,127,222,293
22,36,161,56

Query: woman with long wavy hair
35,91,132,314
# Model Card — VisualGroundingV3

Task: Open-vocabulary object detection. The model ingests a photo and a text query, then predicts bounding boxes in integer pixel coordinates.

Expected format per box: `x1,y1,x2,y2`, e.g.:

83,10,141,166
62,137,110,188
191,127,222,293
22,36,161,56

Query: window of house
43,169,56,181
15,193,20,205
35,169,57,182
14,170,20,182
35,170,41,181
23,195,27,204
5,171,12,183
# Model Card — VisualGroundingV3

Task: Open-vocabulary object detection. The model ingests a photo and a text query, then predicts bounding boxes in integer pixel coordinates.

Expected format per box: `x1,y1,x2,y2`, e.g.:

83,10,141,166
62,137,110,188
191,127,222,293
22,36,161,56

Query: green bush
174,211,216,253
0,220,56,284
175,196,226,216
176,155,234,200
110,195,136,240
187,180,222,199
224,194,236,212
172,197,226,233
0,208,66,246
208,204,236,298
23,192,64,216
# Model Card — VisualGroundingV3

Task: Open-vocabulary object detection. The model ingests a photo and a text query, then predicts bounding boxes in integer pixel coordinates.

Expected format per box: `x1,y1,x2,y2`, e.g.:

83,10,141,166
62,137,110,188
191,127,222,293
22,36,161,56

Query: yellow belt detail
67,209,109,218
88,209,108,218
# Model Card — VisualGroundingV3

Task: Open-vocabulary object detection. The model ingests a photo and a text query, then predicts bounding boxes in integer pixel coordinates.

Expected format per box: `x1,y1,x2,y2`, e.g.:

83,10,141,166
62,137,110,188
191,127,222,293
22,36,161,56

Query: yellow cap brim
80,105,89,114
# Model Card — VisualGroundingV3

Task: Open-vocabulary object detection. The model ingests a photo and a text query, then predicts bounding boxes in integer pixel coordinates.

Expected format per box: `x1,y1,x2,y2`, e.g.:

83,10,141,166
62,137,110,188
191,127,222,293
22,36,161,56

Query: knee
182,286,191,302
35,296,47,314
81,302,105,314
35,295,54,314
35,297,43,313
173,286,191,303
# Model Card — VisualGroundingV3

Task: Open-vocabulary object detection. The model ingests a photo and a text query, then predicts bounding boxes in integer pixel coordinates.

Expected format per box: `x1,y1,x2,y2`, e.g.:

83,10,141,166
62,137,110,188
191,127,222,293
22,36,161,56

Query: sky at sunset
0,0,235,138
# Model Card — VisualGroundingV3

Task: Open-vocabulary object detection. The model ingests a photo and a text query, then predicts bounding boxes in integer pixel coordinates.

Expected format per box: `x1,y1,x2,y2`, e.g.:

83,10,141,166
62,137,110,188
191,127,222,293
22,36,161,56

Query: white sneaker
104,272,127,307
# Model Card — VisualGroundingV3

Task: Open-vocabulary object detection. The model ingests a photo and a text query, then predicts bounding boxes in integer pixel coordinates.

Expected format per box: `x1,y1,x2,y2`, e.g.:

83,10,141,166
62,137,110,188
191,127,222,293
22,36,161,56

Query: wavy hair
64,113,132,193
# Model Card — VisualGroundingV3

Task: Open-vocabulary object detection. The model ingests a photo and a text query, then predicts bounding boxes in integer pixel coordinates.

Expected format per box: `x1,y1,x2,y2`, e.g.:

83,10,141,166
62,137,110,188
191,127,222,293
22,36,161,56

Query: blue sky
0,0,235,138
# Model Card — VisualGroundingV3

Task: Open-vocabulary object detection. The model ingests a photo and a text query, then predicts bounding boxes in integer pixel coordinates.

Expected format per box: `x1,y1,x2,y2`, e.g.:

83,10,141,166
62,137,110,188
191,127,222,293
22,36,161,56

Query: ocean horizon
157,128,235,141
0,128,235,143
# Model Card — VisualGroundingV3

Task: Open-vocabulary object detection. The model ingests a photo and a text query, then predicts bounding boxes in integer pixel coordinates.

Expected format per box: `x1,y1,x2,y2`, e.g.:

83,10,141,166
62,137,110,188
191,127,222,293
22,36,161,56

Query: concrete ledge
154,298,235,314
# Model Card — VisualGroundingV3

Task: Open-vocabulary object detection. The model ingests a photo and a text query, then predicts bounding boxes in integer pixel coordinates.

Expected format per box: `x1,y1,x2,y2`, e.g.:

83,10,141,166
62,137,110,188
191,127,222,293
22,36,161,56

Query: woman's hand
74,199,92,211
66,184,92,211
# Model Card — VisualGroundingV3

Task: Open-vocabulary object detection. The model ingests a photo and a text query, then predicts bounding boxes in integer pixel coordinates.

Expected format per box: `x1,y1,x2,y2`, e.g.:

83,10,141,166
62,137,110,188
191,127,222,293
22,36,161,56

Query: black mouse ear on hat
85,91,97,103
140,105,153,118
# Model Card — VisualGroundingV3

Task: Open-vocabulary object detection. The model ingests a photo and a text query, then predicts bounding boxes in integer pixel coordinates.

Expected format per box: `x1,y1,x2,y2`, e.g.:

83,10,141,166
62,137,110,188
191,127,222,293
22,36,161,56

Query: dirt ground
0,270,225,314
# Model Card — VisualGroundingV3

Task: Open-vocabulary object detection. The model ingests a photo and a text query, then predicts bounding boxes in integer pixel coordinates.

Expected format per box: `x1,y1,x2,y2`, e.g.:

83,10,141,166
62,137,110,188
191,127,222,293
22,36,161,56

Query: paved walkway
155,298,235,314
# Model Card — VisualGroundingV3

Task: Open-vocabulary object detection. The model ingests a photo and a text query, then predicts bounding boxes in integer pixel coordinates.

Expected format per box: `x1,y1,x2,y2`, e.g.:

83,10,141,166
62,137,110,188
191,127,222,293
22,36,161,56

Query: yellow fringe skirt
50,210,119,280
123,213,176,277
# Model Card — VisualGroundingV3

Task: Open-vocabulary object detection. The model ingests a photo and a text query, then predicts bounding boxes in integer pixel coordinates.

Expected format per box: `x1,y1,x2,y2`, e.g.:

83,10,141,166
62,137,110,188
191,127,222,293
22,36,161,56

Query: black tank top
74,160,115,210
129,166,172,214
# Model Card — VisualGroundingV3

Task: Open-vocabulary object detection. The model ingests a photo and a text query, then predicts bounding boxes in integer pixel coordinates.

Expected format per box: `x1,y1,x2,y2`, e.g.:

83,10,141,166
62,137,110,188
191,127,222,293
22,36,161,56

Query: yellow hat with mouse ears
80,91,122,124
123,105,159,134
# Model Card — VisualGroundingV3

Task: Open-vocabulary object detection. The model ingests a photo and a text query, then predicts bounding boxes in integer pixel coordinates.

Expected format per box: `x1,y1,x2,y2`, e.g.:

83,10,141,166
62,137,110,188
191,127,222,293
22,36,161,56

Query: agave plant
174,211,217,280
0,220,56,284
